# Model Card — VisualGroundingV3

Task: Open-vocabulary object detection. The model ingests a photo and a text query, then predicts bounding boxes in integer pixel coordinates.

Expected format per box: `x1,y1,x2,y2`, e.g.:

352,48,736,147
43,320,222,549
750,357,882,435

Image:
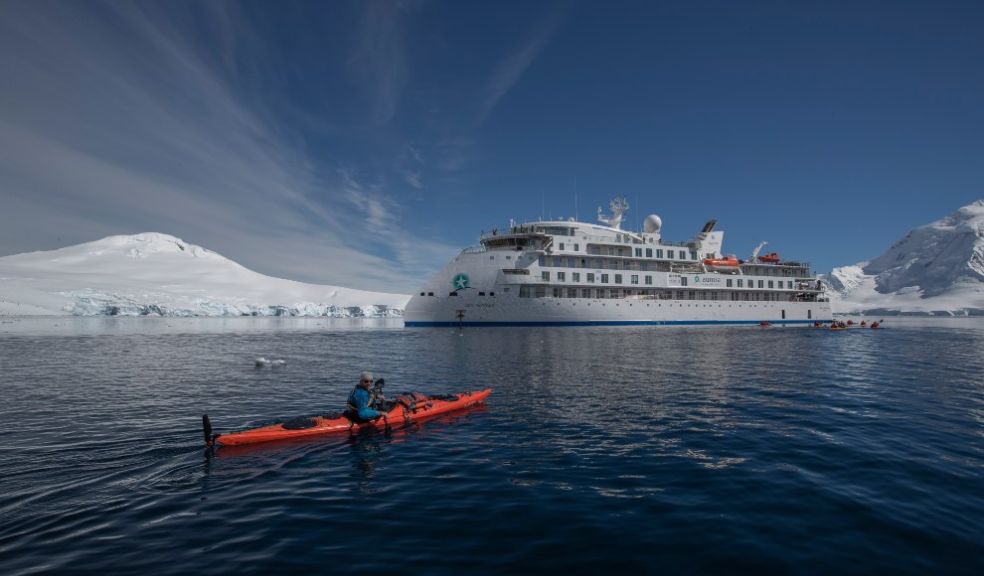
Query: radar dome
644,214,662,234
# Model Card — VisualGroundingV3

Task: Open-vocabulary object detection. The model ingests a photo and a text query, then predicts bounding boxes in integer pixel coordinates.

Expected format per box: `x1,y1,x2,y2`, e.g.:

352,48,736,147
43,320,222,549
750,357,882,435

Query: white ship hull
405,291,830,326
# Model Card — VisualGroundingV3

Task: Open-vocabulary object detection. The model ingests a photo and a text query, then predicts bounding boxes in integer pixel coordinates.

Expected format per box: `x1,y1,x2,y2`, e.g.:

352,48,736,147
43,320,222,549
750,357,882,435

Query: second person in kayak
347,371,385,423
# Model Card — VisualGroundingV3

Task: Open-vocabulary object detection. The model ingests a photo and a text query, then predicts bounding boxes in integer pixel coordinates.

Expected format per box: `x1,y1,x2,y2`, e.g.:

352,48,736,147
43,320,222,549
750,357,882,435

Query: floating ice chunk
254,357,286,368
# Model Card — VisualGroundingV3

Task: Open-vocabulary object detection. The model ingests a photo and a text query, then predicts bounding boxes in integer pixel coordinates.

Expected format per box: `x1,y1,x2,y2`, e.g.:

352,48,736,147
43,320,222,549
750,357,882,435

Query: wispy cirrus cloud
395,144,425,189
349,0,410,126
0,1,570,294
475,11,565,126
0,1,455,293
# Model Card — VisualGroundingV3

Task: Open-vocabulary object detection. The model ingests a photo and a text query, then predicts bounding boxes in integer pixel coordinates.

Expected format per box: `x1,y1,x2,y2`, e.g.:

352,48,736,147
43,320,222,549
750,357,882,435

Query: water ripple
0,319,981,574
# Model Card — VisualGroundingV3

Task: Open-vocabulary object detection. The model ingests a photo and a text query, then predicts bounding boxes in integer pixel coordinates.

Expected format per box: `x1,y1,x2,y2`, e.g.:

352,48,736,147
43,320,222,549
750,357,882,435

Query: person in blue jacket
347,371,385,423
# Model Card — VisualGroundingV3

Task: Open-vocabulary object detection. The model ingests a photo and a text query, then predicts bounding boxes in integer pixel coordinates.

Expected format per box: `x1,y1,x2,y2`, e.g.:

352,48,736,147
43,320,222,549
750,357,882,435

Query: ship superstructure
405,198,832,326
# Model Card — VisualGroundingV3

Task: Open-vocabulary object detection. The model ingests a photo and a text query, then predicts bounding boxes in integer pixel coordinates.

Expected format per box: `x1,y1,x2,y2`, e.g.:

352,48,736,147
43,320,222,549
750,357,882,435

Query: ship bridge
479,223,578,251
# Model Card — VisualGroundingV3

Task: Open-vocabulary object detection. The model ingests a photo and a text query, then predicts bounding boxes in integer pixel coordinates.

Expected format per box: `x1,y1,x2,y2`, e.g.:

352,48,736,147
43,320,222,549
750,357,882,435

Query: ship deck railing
480,230,548,241
741,261,812,270
670,263,705,274
517,288,829,303
581,233,691,248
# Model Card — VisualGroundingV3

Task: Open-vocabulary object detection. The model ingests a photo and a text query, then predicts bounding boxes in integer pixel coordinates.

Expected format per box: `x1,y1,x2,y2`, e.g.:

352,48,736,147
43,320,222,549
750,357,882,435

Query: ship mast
597,197,629,230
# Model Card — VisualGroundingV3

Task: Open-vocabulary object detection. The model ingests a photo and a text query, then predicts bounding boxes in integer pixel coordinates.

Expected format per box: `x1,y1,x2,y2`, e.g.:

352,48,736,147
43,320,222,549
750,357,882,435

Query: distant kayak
205,389,492,447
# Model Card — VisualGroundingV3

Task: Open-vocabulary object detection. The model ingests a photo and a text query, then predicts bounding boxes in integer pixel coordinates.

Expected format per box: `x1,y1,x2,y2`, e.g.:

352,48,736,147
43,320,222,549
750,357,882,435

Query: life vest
393,392,432,412
347,386,376,412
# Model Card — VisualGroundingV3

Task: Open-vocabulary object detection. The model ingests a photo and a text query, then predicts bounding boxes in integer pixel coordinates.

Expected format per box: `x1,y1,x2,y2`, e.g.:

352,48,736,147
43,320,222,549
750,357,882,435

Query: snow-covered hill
0,233,410,317
822,200,984,315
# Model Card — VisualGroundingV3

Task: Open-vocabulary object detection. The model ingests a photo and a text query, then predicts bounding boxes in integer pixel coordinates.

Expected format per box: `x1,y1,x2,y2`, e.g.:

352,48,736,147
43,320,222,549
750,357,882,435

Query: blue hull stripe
404,319,826,327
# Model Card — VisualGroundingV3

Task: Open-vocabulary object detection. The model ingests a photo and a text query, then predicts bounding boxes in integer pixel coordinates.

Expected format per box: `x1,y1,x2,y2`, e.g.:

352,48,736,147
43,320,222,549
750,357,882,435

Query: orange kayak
205,389,492,447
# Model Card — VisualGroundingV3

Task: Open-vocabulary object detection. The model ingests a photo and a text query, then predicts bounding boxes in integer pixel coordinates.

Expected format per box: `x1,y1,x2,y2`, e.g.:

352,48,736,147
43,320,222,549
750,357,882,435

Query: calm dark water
0,317,981,575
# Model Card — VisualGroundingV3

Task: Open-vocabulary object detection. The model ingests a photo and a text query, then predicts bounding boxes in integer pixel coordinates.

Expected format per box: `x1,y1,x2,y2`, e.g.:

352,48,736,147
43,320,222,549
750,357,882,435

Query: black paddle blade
202,414,213,447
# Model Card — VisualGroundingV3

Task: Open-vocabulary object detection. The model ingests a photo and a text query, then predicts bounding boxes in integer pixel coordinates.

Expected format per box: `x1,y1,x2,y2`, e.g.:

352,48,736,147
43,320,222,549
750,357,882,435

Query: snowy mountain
0,233,410,317
822,200,984,315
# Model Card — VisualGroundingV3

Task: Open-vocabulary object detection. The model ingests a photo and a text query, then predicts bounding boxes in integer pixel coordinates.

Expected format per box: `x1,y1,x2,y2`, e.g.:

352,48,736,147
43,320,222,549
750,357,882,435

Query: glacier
822,200,984,315
0,233,410,317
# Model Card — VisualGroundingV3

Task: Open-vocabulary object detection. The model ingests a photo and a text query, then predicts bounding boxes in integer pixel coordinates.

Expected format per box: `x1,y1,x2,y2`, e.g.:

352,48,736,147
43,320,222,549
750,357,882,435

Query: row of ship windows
541,271,800,290
419,289,818,303
577,244,698,260
518,287,811,302
527,227,671,247
532,240,699,259
487,253,688,267
526,300,816,318
419,291,498,297
533,255,807,277
485,249,697,262
536,255,678,272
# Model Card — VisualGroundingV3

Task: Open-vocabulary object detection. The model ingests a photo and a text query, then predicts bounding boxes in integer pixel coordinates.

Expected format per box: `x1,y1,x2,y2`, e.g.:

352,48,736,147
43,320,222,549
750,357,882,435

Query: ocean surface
0,317,981,575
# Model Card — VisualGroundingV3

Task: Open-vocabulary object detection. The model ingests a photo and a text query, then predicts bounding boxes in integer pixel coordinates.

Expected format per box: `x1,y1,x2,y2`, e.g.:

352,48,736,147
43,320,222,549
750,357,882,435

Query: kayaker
347,371,384,422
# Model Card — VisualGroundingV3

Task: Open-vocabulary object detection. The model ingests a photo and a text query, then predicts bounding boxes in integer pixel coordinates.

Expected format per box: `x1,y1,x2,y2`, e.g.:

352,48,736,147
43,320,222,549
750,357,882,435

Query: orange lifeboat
703,255,740,273
757,252,780,264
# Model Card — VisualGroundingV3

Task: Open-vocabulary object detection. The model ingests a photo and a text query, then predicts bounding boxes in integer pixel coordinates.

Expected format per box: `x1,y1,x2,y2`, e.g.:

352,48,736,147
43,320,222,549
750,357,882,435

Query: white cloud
349,0,409,126
476,12,564,125
0,2,455,293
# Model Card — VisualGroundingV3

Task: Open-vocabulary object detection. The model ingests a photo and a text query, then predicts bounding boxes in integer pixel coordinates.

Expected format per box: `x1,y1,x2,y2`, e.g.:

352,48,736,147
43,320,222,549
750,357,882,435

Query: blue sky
1,1,982,292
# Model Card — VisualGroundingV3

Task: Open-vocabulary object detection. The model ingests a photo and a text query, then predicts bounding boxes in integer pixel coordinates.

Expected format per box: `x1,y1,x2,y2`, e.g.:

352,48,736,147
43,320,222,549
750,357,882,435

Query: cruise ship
405,198,832,326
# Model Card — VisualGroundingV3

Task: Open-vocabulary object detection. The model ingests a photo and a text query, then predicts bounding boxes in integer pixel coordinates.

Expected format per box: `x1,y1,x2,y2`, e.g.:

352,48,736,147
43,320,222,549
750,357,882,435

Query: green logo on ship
452,273,470,290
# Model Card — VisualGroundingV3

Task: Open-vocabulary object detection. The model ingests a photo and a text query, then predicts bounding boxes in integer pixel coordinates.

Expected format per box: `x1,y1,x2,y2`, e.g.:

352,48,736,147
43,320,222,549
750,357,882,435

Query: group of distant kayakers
813,319,881,329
